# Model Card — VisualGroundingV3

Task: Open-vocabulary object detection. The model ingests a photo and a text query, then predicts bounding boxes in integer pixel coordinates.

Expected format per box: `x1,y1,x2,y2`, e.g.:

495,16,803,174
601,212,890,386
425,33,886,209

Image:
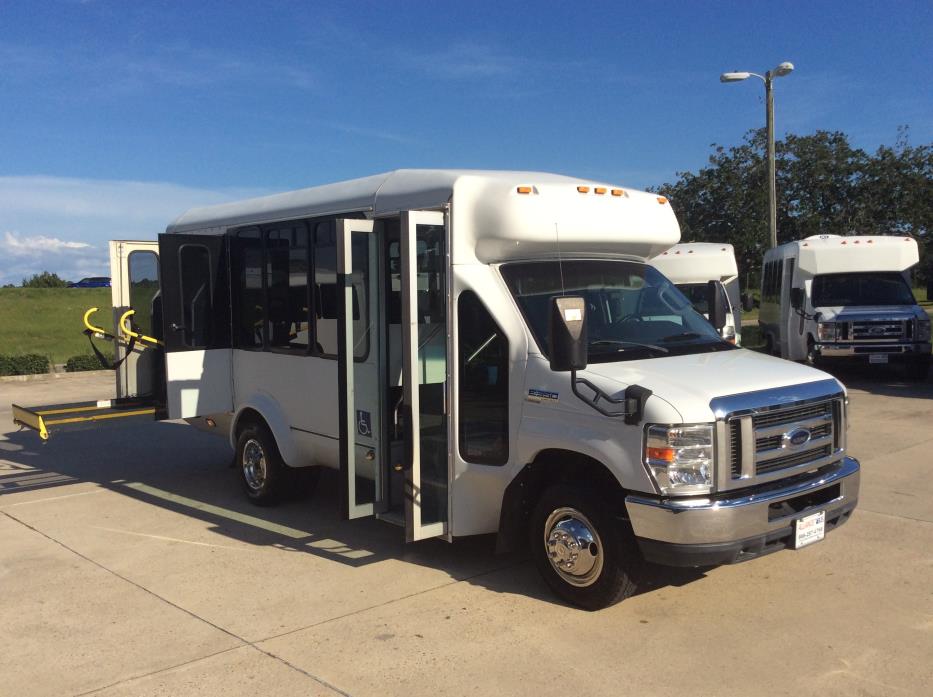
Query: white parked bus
14,170,860,609
759,234,931,379
649,242,744,344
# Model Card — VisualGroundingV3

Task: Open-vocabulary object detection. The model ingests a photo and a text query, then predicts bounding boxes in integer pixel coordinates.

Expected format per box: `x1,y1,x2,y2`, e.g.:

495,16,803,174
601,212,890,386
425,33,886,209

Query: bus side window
234,229,263,349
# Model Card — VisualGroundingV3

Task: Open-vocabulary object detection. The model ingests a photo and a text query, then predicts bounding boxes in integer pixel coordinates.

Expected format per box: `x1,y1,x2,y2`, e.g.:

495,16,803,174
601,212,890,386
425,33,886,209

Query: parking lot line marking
89,525,248,551
1,487,103,508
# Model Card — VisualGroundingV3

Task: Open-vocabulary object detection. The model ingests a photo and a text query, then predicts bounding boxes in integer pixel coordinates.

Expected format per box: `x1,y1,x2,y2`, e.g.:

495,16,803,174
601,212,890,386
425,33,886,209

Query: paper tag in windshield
564,308,582,322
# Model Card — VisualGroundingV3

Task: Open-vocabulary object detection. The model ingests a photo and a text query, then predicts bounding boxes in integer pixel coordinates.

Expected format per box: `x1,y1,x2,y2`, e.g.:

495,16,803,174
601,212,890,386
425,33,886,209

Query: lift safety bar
119,309,164,347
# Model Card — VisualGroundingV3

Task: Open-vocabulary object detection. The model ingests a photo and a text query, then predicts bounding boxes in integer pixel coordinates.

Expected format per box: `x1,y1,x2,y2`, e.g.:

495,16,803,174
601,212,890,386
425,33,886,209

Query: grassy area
0,288,113,364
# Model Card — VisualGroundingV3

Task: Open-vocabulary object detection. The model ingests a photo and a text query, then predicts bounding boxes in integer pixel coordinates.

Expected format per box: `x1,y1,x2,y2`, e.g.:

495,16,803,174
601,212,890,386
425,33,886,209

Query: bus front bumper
624,457,859,567
815,341,931,358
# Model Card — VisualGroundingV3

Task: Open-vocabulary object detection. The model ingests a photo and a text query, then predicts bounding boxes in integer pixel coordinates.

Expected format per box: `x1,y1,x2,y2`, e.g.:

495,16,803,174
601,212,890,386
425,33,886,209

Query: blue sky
1,0,931,284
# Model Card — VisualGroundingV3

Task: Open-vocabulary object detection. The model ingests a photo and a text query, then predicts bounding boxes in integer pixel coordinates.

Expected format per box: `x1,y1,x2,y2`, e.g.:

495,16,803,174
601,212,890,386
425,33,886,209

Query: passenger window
458,291,509,465
128,250,159,338
179,245,211,348
234,229,263,349
313,224,369,359
266,225,311,352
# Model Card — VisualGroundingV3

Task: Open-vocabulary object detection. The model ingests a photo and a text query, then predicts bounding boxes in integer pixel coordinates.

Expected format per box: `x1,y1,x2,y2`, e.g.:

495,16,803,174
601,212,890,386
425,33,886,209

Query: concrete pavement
1,368,931,696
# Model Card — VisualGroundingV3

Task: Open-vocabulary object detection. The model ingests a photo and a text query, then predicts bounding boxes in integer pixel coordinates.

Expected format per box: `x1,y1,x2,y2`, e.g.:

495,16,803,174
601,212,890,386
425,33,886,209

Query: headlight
817,321,838,342
917,317,931,342
721,324,736,343
644,424,714,495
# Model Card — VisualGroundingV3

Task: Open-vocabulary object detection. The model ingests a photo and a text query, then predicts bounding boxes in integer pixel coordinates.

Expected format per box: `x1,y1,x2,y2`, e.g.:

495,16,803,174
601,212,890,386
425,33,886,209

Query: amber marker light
594,187,607,195
646,446,675,462
657,196,668,204
516,186,532,194
577,186,590,193
611,188,624,196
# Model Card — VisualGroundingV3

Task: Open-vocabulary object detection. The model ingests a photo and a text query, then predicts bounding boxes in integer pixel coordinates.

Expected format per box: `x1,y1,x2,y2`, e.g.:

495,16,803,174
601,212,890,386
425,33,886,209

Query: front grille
725,397,842,486
850,320,904,342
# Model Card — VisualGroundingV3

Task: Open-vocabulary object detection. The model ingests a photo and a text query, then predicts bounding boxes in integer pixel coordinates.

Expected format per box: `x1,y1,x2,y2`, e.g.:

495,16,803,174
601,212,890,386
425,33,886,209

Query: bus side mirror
741,293,754,312
707,281,727,331
790,287,804,310
548,296,588,372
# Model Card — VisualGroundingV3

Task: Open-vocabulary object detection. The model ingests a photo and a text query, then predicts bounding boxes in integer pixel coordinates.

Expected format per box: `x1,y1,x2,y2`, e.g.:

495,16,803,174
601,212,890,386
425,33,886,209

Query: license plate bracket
793,510,826,549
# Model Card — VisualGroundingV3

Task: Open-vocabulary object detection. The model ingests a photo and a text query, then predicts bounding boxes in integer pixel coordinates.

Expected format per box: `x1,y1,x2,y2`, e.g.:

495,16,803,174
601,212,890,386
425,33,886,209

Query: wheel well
496,449,627,555
233,408,266,439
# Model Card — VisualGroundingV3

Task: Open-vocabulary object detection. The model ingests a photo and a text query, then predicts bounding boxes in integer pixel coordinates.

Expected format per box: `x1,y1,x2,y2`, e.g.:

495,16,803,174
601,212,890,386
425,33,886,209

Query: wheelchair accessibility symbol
356,410,372,437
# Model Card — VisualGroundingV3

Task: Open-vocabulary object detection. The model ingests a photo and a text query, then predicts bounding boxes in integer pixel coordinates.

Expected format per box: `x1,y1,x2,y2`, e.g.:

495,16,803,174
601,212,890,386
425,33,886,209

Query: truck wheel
530,485,641,610
236,421,285,505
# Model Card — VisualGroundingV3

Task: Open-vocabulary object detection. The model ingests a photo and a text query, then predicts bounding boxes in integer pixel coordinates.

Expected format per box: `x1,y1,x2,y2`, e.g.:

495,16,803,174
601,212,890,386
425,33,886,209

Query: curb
0,370,112,384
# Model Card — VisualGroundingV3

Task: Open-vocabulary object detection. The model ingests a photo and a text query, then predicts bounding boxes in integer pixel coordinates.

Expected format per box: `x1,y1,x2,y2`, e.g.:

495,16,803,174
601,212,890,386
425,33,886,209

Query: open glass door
401,210,449,541
336,219,383,520
109,240,161,400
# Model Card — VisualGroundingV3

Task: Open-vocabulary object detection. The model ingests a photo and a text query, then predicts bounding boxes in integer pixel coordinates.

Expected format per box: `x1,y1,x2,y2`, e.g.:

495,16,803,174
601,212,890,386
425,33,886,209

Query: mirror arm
571,371,652,424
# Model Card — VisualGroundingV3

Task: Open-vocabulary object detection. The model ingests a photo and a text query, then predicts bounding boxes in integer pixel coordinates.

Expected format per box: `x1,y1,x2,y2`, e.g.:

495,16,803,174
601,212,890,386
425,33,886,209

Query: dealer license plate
794,511,826,549
869,353,888,364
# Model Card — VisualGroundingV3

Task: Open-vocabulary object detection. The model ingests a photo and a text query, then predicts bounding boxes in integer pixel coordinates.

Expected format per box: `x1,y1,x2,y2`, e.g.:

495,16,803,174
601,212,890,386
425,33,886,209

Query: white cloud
0,175,267,285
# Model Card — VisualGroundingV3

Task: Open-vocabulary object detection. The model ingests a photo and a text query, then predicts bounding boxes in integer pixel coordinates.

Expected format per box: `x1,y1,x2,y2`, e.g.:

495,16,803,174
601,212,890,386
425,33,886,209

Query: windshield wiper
590,339,669,354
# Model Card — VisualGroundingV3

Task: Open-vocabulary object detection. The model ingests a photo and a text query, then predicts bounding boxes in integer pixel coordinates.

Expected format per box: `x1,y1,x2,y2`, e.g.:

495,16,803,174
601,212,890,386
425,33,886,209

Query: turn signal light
646,446,675,462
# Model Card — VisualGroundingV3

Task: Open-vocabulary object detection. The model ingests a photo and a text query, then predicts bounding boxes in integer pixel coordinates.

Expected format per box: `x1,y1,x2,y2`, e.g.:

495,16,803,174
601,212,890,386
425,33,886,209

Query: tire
763,333,775,356
530,485,642,610
236,421,286,505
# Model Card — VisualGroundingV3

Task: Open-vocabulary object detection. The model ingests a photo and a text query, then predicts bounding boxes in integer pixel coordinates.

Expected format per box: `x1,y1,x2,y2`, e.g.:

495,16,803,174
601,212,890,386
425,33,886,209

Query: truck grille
849,320,905,342
724,395,844,488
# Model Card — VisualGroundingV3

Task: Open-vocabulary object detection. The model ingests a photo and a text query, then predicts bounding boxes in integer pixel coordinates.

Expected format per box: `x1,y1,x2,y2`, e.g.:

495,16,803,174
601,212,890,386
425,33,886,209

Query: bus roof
166,169,681,264
767,235,919,274
649,242,738,283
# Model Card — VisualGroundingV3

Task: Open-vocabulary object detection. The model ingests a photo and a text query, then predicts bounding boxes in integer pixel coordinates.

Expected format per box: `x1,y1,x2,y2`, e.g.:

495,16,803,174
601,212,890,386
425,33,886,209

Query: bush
21,271,70,288
0,353,50,376
65,354,104,372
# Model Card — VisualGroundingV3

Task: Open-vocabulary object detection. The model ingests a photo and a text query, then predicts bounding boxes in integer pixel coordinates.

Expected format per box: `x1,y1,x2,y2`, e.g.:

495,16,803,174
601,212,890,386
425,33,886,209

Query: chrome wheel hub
242,438,267,491
543,507,603,587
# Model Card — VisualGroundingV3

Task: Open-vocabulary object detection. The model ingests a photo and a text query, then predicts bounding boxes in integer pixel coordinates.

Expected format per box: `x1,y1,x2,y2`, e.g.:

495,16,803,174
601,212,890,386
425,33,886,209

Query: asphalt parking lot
1,367,931,697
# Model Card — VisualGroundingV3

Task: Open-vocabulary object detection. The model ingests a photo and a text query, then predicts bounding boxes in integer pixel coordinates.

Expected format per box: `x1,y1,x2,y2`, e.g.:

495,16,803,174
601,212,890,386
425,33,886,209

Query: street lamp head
771,61,794,77
720,72,751,83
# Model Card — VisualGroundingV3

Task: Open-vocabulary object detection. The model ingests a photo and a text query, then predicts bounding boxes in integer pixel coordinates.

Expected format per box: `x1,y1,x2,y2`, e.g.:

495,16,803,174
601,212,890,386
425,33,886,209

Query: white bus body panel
166,349,233,419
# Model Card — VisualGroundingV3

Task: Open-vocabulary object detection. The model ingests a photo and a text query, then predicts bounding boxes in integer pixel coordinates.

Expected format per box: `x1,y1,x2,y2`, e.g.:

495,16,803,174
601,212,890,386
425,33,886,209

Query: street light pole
720,62,794,249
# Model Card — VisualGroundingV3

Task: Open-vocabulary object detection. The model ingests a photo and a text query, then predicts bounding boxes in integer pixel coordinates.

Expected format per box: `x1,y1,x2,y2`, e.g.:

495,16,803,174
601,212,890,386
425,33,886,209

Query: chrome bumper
815,342,931,357
625,457,859,564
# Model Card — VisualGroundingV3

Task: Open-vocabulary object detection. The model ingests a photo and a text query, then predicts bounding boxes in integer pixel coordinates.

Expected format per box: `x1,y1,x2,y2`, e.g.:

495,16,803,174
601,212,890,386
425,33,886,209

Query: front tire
906,355,930,381
530,485,642,610
236,421,285,505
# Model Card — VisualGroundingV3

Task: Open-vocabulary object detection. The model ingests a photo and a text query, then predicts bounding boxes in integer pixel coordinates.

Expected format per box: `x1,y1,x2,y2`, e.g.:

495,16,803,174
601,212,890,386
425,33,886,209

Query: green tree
21,271,70,288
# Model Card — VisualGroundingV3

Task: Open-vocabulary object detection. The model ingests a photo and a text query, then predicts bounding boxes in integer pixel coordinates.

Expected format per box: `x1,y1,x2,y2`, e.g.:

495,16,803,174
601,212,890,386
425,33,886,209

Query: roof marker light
657,196,668,204
577,186,590,193
516,186,532,194
867,239,873,243
611,188,624,196
594,187,606,195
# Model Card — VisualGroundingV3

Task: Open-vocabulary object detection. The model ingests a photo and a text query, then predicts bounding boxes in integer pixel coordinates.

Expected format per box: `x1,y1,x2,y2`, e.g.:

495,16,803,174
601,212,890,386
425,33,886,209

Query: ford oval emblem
784,427,811,448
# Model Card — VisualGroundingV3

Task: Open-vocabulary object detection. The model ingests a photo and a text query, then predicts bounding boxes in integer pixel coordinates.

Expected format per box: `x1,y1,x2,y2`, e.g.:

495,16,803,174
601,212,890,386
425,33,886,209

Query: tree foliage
21,271,70,288
653,127,933,287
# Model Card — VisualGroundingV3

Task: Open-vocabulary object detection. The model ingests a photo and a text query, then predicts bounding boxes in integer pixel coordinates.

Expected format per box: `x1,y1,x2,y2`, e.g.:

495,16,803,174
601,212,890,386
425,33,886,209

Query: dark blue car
68,277,111,288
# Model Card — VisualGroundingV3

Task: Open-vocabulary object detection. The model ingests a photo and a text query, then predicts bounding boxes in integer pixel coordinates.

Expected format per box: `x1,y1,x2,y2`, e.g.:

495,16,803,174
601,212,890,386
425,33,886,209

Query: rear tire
530,485,642,610
236,421,285,506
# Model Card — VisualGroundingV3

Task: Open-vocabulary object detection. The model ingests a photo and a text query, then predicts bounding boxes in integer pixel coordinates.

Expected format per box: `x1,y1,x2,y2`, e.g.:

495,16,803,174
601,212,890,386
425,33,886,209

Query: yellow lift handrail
83,307,115,339
119,309,164,347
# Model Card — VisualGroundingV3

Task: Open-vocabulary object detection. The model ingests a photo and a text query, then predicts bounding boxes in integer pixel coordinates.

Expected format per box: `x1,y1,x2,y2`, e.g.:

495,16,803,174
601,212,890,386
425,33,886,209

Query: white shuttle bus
649,242,744,344
14,170,860,609
759,235,931,379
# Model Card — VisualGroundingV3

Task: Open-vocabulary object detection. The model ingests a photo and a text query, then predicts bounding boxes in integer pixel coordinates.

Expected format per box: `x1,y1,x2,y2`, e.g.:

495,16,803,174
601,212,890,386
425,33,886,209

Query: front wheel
530,485,642,610
906,355,931,381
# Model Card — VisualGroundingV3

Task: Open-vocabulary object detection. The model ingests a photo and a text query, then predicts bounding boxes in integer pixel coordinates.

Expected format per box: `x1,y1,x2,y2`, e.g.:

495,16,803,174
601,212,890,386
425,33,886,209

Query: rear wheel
530,485,642,610
236,421,286,505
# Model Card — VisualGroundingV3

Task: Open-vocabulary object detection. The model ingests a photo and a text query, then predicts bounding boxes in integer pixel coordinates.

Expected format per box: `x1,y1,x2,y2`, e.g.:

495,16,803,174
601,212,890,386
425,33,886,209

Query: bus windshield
501,260,733,363
812,272,916,307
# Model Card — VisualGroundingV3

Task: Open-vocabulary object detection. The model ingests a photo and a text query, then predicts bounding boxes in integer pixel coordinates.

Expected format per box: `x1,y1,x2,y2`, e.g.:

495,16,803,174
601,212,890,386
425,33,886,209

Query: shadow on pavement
0,420,708,609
